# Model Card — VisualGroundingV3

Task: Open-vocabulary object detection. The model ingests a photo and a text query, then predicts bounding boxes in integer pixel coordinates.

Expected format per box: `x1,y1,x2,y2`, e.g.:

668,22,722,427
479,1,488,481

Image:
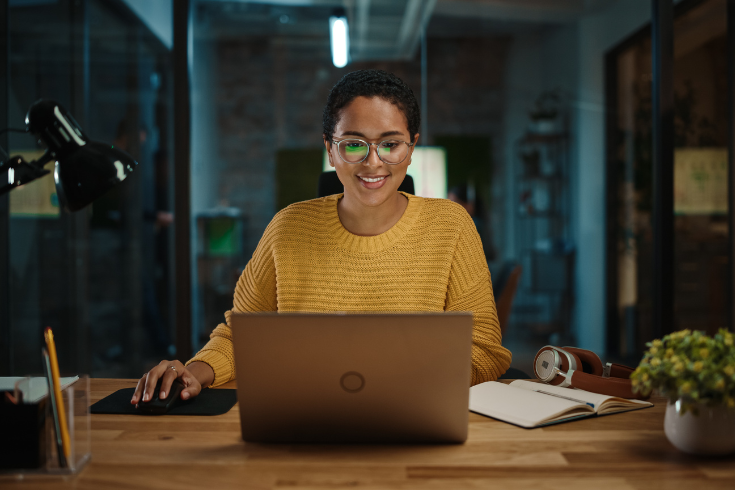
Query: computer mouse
137,378,186,415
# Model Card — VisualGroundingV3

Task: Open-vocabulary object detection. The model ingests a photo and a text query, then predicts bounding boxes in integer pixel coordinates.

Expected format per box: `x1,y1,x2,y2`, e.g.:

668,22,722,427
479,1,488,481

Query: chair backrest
495,265,522,336
317,171,415,197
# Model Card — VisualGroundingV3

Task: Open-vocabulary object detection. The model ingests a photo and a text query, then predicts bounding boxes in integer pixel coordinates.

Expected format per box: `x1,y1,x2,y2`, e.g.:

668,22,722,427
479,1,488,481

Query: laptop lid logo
340,372,365,393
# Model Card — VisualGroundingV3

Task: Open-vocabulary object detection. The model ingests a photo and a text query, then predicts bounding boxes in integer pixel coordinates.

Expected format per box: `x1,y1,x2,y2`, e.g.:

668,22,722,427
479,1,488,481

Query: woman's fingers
158,364,180,400
142,359,178,402
130,360,197,405
131,374,148,404
141,365,164,403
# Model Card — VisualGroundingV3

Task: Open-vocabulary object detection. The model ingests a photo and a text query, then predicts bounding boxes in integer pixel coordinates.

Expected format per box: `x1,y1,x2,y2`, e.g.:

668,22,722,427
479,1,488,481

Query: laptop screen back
231,312,472,443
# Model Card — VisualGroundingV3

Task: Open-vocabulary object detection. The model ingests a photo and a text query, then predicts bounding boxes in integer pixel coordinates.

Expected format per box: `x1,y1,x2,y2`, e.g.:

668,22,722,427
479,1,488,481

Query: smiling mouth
359,176,387,183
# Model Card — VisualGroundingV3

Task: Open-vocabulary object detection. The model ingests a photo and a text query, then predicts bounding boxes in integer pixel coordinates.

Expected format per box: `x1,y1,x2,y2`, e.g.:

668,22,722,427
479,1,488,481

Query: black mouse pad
90,388,237,416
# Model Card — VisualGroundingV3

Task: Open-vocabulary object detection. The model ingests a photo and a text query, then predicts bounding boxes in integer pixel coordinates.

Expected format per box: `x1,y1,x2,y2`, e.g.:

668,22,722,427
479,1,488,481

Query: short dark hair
322,69,420,144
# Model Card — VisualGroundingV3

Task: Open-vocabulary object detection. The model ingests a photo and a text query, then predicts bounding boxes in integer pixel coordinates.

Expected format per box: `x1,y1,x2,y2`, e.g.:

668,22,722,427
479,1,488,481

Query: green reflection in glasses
333,138,412,165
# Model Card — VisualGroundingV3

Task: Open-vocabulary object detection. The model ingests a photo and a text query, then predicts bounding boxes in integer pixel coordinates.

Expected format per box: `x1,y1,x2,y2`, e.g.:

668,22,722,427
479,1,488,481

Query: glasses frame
330,138,415,165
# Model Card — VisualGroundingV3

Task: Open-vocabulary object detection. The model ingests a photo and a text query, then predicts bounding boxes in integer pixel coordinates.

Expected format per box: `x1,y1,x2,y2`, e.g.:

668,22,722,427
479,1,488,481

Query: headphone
533,346,647,400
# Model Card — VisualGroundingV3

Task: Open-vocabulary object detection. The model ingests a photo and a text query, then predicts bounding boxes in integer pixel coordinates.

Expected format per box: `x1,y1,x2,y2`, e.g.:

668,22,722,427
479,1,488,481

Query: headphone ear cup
563,347,603,376
533,347,561,382
534,346,580,387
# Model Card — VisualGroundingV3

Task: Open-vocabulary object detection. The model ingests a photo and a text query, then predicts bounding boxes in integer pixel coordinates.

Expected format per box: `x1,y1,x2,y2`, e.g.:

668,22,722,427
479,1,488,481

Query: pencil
43,347,68,468
44,327,71,464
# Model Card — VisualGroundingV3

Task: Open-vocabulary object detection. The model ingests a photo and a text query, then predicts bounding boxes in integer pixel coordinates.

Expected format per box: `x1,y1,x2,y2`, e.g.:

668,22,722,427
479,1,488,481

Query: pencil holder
0,375,91,478
44,375,91,474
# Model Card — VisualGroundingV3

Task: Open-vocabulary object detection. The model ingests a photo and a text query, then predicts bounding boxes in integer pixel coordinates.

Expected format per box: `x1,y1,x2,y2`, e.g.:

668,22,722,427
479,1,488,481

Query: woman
132,70,511,405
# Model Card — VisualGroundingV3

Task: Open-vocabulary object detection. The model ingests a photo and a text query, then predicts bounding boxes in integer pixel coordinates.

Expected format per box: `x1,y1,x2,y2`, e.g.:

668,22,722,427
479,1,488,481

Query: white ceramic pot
664,400,735,455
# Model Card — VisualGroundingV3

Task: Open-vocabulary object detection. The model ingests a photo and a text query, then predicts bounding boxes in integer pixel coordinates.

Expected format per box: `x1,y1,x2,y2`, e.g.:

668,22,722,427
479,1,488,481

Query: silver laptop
231,312,472,443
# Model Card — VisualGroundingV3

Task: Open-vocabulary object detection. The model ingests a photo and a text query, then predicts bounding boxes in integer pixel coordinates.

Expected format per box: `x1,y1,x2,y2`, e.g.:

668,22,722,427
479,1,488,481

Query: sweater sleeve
445,212,512,386
186,220,278,387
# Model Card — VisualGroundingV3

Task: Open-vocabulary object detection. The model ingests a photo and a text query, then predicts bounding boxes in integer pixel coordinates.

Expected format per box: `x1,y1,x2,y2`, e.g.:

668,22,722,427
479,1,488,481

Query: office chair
317,171,415,198
493,262,529,380
495,264,523,337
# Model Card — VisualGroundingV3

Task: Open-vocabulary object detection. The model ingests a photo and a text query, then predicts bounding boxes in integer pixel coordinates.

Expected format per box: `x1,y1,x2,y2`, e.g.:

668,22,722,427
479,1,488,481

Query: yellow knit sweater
188,192,512,387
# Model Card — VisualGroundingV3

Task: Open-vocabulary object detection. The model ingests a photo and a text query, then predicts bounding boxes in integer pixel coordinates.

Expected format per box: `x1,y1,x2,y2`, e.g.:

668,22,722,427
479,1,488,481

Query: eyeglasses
331,138,414,165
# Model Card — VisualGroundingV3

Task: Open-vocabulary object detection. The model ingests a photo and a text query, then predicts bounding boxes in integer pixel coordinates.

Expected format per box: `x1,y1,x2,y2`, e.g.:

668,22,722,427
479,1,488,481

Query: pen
536,389,595,409
44,327,71,465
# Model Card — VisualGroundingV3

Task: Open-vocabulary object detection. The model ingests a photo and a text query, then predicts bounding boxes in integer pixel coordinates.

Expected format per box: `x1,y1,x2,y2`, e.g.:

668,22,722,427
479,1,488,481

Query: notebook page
469,381,594,428
509,379,652,411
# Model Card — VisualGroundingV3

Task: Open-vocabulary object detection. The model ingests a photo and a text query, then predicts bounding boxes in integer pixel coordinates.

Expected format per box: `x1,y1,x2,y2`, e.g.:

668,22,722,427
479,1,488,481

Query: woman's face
325,96,419,208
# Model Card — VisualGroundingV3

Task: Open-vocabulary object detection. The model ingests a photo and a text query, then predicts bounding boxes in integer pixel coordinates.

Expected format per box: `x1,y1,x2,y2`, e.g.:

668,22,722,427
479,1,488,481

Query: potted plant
631,329,735,455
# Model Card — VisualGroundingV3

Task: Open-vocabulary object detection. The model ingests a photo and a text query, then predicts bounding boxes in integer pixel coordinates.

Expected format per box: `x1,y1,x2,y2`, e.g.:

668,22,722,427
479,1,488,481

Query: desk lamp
0,99,137,211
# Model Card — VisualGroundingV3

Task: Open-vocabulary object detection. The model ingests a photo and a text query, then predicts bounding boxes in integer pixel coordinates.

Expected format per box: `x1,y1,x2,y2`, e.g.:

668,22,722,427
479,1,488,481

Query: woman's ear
408,133,420,166
323,136,335,167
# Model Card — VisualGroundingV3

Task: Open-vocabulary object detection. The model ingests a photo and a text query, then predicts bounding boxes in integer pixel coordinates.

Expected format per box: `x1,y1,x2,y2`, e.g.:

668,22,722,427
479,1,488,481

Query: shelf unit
513,132,575,344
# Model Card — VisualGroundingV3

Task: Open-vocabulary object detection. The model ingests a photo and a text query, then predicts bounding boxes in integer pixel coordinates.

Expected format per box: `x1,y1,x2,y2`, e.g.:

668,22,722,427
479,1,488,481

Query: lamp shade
26,99,137,212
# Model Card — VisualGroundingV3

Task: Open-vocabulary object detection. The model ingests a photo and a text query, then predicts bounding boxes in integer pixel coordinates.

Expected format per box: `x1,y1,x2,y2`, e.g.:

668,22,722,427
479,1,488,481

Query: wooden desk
5,378,735,489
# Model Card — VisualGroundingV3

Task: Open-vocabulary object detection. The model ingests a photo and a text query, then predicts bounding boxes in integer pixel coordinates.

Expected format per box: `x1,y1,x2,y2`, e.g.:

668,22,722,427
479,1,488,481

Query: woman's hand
130,360,213,405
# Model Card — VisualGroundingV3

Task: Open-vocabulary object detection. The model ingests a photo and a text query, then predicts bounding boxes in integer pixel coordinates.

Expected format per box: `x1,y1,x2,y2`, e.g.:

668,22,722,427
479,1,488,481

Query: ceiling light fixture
330,8,349,68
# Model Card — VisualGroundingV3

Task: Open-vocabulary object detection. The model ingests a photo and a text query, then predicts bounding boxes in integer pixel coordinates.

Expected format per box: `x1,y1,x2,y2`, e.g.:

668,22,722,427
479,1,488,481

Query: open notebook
0,376,79,404
470,380,652,428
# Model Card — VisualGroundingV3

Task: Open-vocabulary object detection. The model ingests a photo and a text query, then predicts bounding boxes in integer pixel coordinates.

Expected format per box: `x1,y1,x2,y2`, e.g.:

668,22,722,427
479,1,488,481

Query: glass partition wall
3,0,728,379
188,0,596,371
193,0,729,368
606,0,730,359
3,0,174,377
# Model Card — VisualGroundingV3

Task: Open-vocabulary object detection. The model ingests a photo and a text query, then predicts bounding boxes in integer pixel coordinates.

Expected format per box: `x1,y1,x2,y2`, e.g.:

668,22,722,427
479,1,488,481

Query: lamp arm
0,149,53,171
28,150,54,169
0,150,52,196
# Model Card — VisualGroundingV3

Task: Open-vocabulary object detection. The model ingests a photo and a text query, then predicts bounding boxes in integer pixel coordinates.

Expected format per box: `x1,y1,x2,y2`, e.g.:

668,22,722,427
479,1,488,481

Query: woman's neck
337,192,409,237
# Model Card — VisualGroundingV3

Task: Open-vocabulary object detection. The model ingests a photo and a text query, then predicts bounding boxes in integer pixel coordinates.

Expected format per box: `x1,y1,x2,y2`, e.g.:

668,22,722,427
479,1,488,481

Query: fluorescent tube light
330,14,349,68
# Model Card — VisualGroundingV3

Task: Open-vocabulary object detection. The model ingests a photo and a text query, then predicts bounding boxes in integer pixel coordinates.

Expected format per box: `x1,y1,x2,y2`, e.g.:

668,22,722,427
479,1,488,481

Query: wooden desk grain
4,378,734,489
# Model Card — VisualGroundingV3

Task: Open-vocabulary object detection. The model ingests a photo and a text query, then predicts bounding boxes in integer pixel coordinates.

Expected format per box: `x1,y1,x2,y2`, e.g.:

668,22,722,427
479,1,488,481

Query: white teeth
360,176,386,183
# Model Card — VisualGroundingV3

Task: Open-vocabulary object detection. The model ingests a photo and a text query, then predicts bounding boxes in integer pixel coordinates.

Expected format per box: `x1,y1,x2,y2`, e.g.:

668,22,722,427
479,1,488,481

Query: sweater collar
323,192,423,253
